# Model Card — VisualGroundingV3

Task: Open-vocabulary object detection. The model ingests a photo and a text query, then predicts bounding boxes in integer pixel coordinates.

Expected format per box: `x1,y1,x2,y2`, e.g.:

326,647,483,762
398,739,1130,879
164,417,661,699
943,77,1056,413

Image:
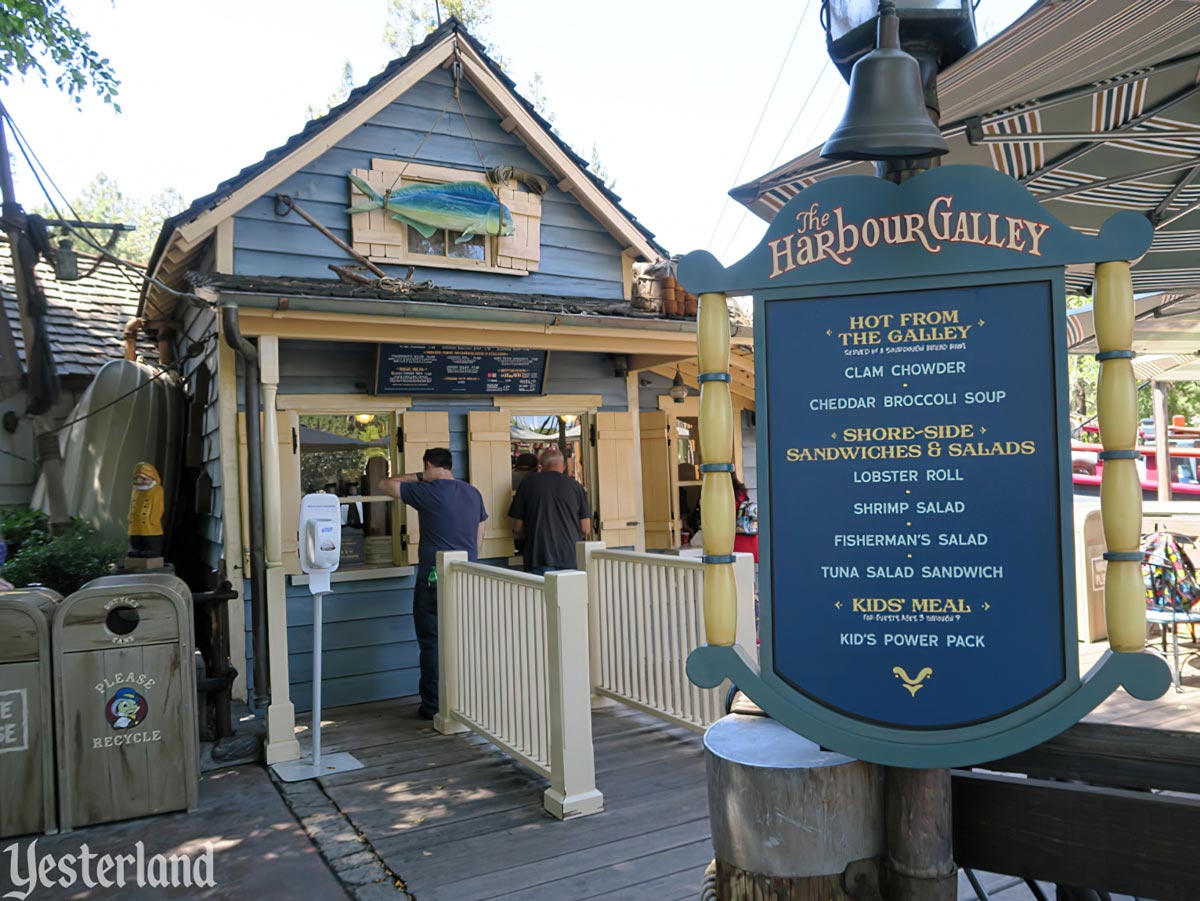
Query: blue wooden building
140,19,754,764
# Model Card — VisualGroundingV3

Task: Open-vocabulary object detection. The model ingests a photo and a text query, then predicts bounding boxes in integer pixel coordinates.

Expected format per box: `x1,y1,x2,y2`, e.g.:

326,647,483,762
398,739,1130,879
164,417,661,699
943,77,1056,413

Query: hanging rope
382,37,502,203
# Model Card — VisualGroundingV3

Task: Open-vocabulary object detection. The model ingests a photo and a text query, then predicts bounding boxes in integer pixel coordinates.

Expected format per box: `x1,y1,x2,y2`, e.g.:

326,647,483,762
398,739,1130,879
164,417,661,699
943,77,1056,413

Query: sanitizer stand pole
312,590,324,771
271,586,364,782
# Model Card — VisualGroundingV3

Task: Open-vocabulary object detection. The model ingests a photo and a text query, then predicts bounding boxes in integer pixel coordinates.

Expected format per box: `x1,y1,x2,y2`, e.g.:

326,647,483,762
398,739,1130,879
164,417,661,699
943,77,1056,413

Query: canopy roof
731,0,1200,295
1068,290,1200,381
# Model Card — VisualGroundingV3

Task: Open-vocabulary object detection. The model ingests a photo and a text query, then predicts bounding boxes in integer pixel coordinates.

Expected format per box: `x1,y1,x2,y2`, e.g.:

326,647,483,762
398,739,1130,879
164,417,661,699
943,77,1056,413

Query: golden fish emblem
893,665,933,697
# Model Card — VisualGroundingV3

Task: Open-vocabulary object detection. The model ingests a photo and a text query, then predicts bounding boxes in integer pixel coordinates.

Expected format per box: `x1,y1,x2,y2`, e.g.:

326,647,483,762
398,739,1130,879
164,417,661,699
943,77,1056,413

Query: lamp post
822,0,976,181
821,4,977,898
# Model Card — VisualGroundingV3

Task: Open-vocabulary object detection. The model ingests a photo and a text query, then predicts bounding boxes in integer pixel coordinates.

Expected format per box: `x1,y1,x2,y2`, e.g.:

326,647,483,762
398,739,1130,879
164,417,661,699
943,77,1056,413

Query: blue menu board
375,344,547,395
764,281,1067,728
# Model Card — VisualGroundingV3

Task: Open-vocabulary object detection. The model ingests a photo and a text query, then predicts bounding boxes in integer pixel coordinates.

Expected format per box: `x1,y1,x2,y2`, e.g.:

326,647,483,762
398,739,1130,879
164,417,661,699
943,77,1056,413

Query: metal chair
1145,607,1200,691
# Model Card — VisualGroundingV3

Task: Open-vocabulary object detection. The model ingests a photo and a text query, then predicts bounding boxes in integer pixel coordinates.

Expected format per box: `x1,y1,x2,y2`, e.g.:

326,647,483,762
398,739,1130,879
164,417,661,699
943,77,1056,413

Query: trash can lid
54,574,191,654
0,589,60,662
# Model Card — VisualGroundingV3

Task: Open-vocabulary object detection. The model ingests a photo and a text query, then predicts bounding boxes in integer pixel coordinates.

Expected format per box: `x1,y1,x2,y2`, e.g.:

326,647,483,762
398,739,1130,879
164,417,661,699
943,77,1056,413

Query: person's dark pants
413,579,439,716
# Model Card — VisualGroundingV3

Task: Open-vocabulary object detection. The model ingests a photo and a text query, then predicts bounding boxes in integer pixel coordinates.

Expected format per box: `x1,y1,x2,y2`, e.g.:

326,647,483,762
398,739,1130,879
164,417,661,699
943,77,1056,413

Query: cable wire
718,58,839,261
1,107,212,308
704,0,815,251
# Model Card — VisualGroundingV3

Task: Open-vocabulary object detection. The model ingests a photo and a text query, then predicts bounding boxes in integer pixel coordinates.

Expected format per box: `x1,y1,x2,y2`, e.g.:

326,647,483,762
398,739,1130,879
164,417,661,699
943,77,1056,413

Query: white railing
433,551,603,820
578,542,757,732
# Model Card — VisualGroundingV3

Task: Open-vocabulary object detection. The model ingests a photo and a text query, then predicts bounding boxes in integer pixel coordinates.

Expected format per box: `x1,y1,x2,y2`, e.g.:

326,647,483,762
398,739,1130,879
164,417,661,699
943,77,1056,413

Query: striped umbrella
731,0,1200,295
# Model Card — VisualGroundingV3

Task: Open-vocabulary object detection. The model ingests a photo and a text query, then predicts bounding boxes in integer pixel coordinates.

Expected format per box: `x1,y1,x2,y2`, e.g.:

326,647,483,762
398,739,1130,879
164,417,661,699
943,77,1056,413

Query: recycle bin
0,588,61,838
53,573,199,830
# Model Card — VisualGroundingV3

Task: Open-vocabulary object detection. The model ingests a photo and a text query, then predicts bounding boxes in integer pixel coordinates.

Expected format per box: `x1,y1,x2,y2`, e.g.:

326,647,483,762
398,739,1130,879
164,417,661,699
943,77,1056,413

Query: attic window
408,227,486,262
350,159,541,276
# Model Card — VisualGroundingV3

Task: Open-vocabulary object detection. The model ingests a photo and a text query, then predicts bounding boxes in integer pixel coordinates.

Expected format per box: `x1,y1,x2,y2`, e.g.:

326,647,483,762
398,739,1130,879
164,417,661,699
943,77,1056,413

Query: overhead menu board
765,281,1066,728
375,344,547,395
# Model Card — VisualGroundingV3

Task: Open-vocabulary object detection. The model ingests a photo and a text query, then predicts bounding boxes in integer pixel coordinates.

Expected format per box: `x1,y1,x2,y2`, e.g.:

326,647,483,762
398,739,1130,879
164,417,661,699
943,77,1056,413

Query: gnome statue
127,462,165,560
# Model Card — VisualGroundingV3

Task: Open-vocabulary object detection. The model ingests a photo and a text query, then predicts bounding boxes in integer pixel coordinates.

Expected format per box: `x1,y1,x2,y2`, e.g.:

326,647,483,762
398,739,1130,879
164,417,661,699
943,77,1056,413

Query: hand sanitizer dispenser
275,492,362,782
299,493,341,594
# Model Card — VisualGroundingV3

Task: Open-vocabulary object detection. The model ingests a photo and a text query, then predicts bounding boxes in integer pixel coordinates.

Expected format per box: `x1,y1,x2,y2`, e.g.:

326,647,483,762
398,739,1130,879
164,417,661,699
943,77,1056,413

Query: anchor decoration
893,666,933,698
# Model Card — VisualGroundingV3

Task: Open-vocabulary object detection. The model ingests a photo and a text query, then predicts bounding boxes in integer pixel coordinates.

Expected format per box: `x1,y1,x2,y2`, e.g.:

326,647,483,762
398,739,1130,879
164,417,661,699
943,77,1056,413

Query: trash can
0,588,61,838
53,573,199,830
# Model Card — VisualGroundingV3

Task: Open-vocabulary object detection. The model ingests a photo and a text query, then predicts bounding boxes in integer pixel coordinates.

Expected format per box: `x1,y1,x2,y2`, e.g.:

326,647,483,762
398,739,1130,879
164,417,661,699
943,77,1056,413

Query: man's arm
508,516,523,538
477,519,487,556
378,474,420,499
578,485,593,538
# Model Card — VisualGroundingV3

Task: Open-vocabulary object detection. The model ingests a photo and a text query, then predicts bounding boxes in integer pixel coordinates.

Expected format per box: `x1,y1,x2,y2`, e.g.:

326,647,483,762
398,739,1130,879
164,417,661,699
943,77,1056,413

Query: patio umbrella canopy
733,0,1200,295
298,425,389,453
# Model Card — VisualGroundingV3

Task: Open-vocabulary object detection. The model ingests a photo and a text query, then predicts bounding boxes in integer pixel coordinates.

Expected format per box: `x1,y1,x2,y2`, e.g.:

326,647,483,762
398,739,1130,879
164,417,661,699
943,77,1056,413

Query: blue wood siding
244,574,418,711
180,303,223,571
231,67,627,298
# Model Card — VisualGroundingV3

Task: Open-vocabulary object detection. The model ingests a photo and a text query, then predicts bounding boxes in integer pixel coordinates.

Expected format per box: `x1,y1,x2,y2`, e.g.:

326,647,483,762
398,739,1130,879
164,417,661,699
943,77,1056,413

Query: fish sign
348,174,514,243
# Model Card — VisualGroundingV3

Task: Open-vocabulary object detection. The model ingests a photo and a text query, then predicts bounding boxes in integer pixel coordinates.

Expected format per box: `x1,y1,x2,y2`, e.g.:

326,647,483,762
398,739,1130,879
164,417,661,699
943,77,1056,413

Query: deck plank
313,641,1200,901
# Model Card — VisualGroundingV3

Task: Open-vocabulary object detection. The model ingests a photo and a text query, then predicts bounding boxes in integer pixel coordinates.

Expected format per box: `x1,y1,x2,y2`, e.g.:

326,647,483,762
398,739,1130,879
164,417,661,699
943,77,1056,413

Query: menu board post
678,165,1170,769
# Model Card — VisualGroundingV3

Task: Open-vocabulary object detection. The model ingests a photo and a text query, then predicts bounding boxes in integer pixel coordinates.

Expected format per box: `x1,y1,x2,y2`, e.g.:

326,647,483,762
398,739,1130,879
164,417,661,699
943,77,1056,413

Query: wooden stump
705,714,884,899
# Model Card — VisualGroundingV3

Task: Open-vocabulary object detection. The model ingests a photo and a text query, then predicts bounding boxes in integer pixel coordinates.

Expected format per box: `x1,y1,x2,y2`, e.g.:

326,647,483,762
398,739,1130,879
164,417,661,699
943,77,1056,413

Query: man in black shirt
508,447,592,574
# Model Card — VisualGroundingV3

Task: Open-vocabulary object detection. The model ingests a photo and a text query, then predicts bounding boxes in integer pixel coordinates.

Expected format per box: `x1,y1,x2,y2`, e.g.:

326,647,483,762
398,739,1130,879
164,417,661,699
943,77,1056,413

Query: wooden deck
315,699,712,900
306,634,1199,901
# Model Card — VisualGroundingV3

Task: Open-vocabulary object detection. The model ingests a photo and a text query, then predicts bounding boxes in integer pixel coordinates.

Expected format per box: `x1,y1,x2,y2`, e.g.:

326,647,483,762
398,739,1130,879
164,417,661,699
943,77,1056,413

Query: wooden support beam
978,721,1200,794
952,771,1200,901
628,353,695,371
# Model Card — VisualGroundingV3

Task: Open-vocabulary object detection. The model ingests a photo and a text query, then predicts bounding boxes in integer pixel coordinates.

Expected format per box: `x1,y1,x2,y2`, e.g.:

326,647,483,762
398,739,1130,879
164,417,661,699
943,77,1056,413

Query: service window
298,413,397,569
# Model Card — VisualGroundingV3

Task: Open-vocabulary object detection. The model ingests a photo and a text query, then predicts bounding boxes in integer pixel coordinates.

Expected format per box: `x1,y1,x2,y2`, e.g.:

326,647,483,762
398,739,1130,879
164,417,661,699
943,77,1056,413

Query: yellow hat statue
127,462,165,564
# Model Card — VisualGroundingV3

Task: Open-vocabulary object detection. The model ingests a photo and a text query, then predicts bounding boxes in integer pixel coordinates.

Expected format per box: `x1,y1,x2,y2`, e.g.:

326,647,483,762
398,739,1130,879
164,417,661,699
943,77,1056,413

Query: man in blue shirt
380,448,488,719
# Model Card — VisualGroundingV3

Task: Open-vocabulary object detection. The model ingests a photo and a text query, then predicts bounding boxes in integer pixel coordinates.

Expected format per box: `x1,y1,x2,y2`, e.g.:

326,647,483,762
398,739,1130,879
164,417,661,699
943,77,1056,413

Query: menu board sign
764,281,1066,728
375,344,547,395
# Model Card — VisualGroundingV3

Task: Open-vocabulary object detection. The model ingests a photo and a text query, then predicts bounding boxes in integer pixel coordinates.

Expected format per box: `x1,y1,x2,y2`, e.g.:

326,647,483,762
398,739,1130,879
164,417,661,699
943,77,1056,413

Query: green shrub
5,521,124,596
0,507,51,557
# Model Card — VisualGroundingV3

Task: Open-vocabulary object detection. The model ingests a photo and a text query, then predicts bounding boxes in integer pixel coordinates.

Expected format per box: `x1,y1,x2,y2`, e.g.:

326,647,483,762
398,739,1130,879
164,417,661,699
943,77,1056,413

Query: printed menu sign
765,281,1066,728
375,344,547,395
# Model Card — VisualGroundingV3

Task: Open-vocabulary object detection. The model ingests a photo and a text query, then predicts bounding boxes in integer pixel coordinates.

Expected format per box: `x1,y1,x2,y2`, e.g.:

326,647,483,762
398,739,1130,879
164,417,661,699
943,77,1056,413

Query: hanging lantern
670,368,689,403
53,238,80,281
353,413,376,425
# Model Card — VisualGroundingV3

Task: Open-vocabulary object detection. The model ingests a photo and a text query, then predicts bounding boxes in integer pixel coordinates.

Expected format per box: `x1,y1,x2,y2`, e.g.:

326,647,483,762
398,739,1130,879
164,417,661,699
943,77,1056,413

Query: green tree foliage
299,414,391,494
36,173,185,264
2,511,122,595
1139,381,1200,426
385,0,494,55
0,0,119,108
306,60,356,122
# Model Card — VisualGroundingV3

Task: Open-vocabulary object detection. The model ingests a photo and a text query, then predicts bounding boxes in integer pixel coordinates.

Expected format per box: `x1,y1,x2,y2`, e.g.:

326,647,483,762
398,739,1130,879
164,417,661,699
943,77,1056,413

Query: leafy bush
5,520,123,596
0,506,51,557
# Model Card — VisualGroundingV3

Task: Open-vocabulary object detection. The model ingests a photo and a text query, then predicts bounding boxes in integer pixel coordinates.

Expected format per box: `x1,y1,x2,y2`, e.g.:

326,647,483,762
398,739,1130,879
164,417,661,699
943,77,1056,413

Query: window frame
349,160,540,276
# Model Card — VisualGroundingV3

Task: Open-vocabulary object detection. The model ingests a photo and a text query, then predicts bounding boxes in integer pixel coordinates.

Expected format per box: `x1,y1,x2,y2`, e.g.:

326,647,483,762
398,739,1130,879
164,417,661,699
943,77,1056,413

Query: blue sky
3,0,1032,264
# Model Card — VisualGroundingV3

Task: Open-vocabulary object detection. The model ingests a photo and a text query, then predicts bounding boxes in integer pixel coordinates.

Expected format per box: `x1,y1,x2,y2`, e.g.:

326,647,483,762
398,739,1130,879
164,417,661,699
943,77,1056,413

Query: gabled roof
1,238,145,380
143,18,667,321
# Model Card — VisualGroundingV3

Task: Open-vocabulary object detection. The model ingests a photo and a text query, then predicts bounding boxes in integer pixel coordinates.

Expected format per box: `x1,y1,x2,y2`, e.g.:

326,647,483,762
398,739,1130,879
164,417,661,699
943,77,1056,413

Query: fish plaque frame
679,165,1171,768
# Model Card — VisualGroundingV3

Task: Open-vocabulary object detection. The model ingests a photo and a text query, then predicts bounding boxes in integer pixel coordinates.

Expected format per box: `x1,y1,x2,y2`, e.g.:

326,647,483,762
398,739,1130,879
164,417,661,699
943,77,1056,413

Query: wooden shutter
400,411,450,566
237,410,302,575
496,184,542,272
348,167,405,262
594,411,640,548
467,410,515,559
640,410,676,549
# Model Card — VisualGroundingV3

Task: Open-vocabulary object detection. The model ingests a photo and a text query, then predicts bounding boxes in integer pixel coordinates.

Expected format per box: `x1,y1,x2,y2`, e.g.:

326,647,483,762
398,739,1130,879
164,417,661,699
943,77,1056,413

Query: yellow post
697,291,737,646
1094,261,1144,652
